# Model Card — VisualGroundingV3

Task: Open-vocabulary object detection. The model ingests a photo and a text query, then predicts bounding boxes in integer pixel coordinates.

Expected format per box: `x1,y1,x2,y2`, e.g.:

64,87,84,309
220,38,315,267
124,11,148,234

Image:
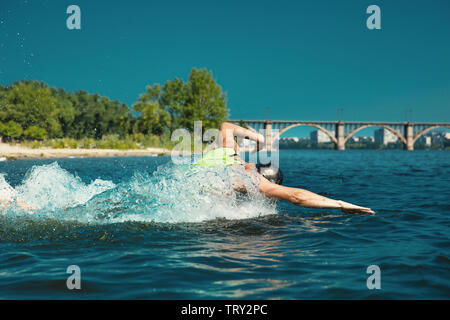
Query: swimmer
195,122,375,215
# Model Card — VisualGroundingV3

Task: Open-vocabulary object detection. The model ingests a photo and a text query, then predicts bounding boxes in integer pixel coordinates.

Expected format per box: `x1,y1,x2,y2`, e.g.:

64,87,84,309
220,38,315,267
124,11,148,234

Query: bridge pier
404,123,414,151
264,121,273,152
336,121,345,150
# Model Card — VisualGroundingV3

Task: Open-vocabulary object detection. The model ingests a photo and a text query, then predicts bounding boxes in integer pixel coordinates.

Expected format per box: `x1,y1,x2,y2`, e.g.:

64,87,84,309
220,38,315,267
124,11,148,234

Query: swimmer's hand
338,200,375,215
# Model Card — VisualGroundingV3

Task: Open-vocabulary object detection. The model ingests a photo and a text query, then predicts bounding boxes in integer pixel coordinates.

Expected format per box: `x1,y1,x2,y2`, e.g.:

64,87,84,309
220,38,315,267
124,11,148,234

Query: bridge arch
412,125,450,144
344,124,407,145
277,123,337,144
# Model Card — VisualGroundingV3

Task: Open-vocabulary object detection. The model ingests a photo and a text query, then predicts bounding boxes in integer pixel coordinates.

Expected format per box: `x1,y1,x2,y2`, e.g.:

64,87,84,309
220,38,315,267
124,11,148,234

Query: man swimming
1,122,374,216
195,122,374,215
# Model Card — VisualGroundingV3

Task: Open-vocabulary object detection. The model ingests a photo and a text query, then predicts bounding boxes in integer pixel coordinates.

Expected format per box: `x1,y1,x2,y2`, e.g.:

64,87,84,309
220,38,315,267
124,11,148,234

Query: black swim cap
256,163,283,185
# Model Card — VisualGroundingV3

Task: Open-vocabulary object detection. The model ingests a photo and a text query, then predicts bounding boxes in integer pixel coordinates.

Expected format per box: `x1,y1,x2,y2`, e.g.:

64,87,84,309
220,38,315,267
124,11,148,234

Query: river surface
0,150,449,299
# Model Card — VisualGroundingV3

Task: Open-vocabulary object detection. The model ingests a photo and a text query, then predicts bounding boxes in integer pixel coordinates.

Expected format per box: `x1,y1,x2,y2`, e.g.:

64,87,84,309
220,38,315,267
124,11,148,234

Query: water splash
15,162,115,211
0,173,17,202
1,162,277,224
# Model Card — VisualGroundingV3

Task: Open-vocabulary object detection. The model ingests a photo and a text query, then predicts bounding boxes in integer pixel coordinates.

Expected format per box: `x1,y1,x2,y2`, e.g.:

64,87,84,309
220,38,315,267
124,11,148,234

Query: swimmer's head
256,163,283,185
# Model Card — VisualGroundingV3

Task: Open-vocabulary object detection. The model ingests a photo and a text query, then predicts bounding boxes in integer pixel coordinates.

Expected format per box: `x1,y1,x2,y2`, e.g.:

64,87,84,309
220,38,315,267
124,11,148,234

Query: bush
0,121,23,141
30,140,42,149
139,134,162,148
19,140,42,149
79,137,95,149
132,133,145,143
24,126,47,140
96,134,138,150
52,139,65,149
63,138,78,149
12,134,173,150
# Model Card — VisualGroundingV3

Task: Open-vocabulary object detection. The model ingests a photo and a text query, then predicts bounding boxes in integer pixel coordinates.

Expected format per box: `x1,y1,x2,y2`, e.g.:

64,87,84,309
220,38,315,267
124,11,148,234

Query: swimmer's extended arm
257,174,374,215
220,122,264,150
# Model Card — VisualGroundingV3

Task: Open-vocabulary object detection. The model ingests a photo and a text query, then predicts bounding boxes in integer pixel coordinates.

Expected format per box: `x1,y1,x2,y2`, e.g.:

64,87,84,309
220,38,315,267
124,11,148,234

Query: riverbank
0,142,170,160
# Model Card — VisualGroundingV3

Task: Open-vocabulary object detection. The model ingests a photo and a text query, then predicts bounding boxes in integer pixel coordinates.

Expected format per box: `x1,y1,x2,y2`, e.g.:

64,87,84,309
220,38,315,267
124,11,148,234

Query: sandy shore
0,143,170,160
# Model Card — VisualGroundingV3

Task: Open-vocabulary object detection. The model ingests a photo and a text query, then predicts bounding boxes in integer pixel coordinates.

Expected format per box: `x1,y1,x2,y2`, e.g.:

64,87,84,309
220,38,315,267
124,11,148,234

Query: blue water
0,150,449,299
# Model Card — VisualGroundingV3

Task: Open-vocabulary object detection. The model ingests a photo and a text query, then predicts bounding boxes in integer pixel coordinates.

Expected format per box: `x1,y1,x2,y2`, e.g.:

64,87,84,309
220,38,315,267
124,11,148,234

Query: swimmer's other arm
220,122,264,150
258,175,375,215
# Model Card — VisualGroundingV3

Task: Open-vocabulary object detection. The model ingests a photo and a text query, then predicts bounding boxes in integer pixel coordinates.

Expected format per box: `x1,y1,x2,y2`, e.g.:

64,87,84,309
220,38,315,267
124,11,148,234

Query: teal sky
1,0,450,137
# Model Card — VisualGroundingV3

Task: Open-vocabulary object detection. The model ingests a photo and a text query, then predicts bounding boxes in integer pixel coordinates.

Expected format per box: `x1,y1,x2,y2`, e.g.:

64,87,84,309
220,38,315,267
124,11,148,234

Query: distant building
310,130,331,144
423,130,450,145
348,136,359,143
444,132,450,147
374,128,398,145
417,135,432,146
432,133,444,145
358,136,374,143
280,137,300,143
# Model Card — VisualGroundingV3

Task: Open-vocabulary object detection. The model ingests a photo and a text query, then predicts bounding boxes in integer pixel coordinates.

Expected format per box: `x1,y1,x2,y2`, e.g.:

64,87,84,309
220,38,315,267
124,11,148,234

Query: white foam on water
0,173,17,202
15,162,115,211
81,163,277,224
1,161,277,224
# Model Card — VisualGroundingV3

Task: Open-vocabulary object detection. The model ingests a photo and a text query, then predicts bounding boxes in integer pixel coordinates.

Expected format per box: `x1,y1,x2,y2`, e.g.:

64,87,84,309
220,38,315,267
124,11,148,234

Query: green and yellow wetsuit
193,147,242,168
188,148,253,195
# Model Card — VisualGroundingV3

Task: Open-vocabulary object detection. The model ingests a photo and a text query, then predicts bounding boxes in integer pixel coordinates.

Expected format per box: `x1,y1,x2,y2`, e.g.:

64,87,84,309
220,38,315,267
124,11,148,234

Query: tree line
0,68,229,143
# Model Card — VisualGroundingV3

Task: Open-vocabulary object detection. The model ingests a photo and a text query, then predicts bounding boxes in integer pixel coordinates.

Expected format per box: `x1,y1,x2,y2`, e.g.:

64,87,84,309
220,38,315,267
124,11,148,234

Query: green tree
52,87,76,137
0,81,61,137
181,68,229,131
161,78,186,131
68,91,132,139
135,68,229,134
0,122,4,142
133,88,171,135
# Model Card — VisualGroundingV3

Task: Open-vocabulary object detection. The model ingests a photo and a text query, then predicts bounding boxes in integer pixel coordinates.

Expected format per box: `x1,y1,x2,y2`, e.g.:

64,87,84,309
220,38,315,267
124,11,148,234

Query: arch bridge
229,120,450,151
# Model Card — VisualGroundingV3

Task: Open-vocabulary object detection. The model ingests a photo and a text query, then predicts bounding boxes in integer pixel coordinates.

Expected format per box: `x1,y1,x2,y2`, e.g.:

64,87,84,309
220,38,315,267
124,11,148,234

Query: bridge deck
229,120,450,126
